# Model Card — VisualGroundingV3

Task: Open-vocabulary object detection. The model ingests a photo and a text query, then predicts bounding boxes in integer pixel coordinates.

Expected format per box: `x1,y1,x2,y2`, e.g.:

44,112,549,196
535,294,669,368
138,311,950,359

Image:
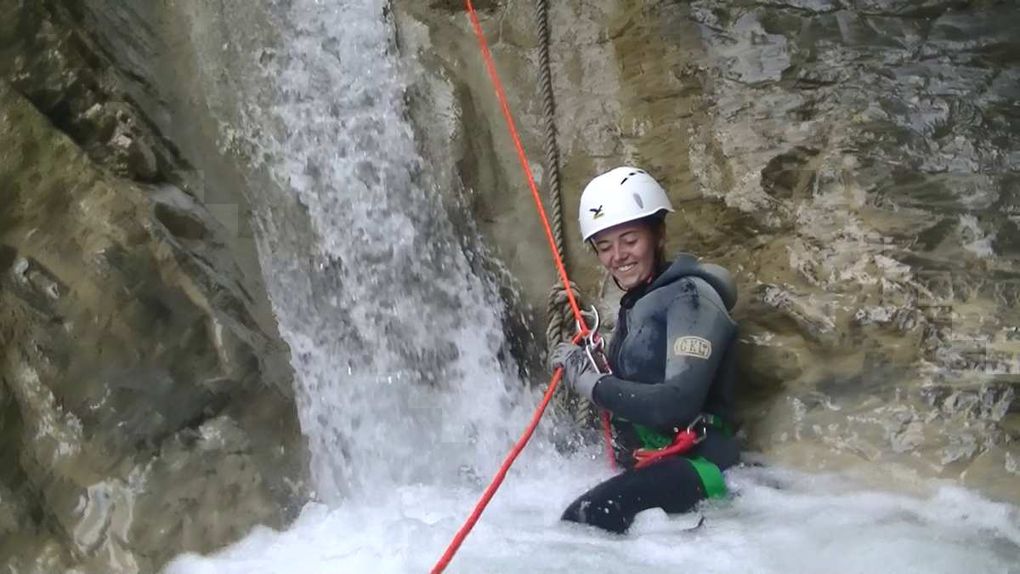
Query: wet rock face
1,2,305,573
1,1,169,183
688,0,1019,498
395,0,1018,501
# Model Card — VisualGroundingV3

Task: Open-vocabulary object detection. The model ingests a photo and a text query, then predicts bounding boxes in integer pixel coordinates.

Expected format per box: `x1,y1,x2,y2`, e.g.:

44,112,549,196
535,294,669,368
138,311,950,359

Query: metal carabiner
575,304,601,342
685,414,708,445
577,305,611,374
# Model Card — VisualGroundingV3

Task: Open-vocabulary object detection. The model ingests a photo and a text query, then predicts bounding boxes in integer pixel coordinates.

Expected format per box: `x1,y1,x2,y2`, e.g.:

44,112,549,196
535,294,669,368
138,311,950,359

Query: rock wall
393,0,1018,502
1,2,305,572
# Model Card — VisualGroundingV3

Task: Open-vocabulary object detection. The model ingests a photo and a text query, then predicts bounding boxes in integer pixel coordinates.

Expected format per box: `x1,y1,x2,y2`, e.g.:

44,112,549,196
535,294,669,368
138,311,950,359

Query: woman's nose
608,244,622,264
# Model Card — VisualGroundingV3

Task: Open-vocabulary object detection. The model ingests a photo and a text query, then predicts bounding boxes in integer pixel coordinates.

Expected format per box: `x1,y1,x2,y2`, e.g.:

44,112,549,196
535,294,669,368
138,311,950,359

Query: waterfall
233,0,528,503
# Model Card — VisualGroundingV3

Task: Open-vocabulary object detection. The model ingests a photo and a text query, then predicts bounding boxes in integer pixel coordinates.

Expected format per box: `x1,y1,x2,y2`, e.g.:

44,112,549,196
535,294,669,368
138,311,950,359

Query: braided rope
535,0,565,262
534,0,595,427
536,0,568,346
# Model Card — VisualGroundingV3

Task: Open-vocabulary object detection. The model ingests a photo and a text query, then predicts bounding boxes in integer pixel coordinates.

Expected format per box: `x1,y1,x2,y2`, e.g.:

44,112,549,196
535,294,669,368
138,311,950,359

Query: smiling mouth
615,263,637,273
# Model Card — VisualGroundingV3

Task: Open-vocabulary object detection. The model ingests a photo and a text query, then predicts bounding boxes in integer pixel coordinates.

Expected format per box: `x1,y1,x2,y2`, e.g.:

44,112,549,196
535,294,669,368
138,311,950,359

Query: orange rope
462,0,586,328
430,335,581,574
430,3,610,571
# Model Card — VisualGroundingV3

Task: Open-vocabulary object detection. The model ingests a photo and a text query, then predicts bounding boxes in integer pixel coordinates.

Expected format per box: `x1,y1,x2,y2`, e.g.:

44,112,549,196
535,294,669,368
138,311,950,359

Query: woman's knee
559,457,715,534
561,494,632,534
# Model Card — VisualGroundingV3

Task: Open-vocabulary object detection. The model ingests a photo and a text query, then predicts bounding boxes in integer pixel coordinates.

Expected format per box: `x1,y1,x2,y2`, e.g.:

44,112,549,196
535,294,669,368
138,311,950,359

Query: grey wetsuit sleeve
592,280,735,429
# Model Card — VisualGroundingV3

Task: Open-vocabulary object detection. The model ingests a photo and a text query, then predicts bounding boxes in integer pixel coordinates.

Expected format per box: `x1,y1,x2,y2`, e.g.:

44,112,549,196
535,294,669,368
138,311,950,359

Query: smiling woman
552,166,741,534
581,168,673,291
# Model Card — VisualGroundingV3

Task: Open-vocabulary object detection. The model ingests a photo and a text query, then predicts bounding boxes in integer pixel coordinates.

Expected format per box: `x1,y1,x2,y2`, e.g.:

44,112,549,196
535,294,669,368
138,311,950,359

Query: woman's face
592,220,661,290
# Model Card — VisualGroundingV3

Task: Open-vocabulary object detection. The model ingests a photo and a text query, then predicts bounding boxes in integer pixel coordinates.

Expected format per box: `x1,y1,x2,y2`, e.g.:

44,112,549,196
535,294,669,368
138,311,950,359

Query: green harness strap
633,423,672,450
630,417,730,499
688,456,727,499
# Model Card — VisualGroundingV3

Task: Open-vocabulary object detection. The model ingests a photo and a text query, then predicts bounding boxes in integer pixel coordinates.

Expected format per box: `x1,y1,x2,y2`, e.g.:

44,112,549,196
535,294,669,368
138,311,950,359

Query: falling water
167,1,1020,572
219,0,532,504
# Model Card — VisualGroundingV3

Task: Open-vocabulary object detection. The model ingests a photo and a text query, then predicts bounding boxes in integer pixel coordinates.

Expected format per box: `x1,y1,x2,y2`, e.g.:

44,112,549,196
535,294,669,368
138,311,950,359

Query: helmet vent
632,193,644,208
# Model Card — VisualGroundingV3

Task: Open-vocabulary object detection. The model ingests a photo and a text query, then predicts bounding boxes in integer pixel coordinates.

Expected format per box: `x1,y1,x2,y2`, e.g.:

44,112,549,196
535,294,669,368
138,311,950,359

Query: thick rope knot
546,280,581,347
546,281,599,427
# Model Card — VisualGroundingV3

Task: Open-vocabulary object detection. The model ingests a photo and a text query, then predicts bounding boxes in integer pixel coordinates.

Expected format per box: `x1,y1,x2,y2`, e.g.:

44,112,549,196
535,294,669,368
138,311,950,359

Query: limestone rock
0,2,306,572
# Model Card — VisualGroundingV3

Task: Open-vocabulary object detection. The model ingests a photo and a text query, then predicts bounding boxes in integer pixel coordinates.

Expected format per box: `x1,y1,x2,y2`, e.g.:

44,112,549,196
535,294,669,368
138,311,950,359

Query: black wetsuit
562,254,740,534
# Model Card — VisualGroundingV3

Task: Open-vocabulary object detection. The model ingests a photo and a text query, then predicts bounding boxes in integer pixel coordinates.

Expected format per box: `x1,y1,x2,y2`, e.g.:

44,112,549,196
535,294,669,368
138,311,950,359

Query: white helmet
578,166,674,242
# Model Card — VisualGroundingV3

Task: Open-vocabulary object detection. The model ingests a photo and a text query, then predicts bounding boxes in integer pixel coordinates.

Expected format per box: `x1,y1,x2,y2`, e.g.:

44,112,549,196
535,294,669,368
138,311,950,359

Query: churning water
167,1,1020,572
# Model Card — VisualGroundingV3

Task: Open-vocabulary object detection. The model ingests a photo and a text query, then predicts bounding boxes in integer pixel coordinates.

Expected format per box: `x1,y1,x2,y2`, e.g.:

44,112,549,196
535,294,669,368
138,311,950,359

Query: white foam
165,463,1020,573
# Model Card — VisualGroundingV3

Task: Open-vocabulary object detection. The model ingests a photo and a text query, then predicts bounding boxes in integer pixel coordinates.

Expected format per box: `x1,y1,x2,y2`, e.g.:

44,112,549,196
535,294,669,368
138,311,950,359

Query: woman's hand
549,342,603,402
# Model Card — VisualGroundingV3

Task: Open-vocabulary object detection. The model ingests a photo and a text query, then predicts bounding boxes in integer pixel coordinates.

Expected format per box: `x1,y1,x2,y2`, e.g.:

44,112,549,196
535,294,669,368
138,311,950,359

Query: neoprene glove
549,342,603,402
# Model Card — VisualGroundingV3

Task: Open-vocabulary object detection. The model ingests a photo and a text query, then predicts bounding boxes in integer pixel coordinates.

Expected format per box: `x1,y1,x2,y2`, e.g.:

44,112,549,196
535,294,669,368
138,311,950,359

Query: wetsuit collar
619,259,670,309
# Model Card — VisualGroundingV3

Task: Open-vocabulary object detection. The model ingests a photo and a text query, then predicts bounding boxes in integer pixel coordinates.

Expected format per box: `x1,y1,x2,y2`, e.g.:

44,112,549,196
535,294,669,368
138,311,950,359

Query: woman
551,166,740,534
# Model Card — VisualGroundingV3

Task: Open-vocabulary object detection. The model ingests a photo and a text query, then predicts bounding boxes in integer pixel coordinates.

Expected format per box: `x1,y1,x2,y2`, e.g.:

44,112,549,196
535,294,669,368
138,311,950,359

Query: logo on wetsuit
673,336,712,359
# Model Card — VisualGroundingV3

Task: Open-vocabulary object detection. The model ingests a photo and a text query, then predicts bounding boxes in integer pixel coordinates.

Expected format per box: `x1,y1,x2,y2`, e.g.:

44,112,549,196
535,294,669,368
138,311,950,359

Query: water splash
166,463,1020,573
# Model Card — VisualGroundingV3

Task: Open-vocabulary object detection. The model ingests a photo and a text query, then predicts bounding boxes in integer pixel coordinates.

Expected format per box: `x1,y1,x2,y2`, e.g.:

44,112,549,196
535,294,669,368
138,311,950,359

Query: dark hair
646,214,667,266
